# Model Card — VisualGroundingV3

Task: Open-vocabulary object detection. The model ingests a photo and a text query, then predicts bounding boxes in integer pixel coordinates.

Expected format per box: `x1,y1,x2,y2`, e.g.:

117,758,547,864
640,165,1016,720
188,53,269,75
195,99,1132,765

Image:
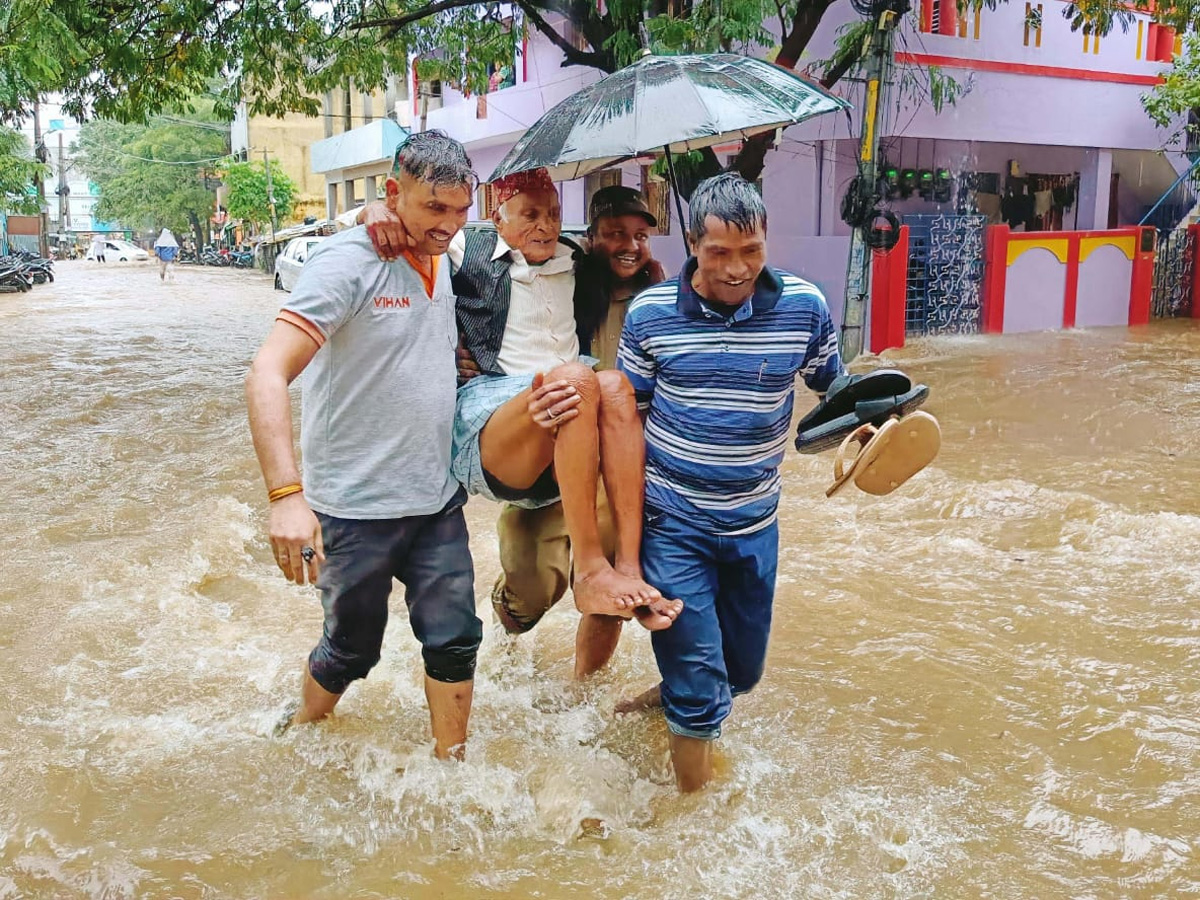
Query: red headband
492,168,555,206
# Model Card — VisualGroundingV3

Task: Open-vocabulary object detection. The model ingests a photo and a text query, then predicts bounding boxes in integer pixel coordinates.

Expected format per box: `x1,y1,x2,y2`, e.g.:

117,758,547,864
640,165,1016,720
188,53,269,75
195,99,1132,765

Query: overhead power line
152,115,232,132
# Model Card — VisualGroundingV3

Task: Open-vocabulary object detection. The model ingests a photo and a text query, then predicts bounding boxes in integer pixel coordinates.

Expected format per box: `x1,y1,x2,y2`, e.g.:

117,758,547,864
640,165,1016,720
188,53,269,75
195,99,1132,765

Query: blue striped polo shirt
617,258,843,535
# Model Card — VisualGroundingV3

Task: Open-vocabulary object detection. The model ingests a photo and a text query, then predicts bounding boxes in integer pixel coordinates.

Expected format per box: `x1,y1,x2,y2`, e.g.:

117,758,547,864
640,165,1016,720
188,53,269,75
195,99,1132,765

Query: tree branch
728,0,838,183
515,1,612,70
773,0,789,40
819,52,858,89
350,0,491,33
775,0,837,68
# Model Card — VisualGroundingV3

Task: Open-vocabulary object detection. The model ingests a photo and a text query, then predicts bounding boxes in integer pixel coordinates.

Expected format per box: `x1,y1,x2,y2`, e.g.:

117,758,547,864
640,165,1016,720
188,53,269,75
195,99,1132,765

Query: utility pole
839,5,902,363
57,132,69,250
262,148,277,243
32,102,49,258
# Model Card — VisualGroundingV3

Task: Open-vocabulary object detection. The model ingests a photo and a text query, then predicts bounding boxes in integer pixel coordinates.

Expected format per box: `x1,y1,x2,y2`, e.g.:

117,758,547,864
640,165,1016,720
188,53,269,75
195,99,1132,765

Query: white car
85,239,149,262
274,236,327,291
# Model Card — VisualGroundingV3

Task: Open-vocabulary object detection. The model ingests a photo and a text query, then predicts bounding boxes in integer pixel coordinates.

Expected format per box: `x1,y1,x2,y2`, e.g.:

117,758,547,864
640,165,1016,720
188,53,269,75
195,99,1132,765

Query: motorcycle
16,250,54,284
0,258,35,292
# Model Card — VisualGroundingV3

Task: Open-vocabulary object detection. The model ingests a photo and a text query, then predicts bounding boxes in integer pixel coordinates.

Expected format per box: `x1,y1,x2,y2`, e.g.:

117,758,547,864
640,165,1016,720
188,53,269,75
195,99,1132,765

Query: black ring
301,547,315,562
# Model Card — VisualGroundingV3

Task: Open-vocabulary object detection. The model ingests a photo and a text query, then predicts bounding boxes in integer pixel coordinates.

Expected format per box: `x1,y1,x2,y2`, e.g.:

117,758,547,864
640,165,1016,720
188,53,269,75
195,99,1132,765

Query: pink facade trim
896,52,1165,85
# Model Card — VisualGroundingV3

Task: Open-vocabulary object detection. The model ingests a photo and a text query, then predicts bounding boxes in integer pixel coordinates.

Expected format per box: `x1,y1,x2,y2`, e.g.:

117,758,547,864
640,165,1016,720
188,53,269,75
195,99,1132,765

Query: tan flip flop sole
826,411,941,498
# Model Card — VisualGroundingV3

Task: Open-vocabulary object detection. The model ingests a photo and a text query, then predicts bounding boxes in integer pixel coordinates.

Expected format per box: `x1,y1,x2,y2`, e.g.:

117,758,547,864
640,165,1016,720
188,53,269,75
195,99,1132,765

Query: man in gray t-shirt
245,132,481,760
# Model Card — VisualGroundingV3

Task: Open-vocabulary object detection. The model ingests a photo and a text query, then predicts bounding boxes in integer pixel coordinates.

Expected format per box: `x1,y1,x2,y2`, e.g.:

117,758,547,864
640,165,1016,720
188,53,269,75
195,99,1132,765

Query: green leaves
74,101,229,233
224,160,297,228
0,125,47,214
1145,32,1200,137
2,0,1188,136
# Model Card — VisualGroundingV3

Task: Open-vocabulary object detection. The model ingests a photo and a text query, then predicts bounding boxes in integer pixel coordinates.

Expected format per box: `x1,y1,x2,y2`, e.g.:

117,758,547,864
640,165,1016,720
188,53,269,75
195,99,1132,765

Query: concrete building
417,0,1185,323
232,77,413,223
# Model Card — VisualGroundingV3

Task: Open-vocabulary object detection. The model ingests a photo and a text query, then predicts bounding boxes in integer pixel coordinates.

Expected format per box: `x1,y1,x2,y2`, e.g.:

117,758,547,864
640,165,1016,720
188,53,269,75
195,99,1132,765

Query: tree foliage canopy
1145,33,1200,140
224,160,298,229
8,0,1168,122
4,0,1189,164
74,101,229,236
0,125,46,214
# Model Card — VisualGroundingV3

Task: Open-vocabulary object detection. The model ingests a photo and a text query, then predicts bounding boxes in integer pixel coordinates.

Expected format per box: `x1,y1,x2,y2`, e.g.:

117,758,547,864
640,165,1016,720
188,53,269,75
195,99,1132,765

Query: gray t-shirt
282,226,459,519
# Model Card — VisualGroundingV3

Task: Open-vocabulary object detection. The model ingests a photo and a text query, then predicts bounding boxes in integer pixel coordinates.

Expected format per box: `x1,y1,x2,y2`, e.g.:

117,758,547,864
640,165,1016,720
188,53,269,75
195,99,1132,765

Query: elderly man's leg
574,490,623,676
596,370,683,630
480,362,655,615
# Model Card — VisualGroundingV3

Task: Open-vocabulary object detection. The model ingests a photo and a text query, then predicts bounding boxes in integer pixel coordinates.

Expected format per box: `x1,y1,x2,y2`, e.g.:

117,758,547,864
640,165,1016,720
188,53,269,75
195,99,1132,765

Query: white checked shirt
449,231,578,375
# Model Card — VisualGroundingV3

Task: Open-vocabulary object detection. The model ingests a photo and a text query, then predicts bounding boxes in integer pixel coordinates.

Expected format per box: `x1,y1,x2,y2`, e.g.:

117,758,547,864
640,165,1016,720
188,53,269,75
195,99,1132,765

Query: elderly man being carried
363,168,681,628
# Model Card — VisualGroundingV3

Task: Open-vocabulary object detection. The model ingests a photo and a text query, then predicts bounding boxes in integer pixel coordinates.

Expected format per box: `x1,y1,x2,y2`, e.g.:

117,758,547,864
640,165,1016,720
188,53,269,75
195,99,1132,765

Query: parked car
274,236,327,291
85,239,150,262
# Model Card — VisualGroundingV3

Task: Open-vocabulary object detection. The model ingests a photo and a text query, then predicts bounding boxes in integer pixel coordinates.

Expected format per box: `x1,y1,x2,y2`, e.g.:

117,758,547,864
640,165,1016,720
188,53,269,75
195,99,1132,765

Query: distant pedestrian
154,229,179,282
90,235,106,264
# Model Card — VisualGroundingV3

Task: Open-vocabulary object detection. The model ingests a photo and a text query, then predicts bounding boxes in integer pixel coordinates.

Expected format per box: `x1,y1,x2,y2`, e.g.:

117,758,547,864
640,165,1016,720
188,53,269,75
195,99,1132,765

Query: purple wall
1003,248,1067,332
1076,244,1133,327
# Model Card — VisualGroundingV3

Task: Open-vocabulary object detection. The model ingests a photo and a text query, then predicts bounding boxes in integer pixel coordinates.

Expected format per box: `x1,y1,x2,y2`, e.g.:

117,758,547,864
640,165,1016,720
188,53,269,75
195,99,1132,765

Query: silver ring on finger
547,407,558,420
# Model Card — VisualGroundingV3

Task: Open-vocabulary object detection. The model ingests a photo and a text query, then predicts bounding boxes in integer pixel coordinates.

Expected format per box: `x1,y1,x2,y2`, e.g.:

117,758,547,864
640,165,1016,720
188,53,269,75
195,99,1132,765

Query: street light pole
32,102,50,258
57,132,69,250
263,148,276,242
839,7,901,363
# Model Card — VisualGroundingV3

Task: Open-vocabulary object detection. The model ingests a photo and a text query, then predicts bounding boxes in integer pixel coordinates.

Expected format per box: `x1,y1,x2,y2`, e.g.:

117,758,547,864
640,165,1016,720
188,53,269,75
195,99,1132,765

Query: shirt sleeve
798,290,844,394
334,206,364,230
616,306,657,411
279,236,367,347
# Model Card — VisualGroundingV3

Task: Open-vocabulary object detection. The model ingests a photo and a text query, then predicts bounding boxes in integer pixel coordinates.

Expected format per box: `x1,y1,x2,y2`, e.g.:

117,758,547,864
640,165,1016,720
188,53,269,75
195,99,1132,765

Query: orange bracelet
268,483,303,503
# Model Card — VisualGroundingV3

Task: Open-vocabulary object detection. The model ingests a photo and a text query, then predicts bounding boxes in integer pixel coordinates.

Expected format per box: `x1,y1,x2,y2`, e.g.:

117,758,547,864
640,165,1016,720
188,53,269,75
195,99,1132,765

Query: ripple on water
2,267,1199,897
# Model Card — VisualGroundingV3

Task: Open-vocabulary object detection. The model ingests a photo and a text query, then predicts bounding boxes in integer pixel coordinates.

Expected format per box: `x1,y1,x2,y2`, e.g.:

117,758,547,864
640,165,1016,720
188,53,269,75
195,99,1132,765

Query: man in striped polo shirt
617,172,843,791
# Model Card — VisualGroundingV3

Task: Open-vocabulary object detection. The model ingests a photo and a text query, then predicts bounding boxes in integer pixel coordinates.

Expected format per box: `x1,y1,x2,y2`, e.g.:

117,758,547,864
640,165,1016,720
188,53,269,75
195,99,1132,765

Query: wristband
268,483,303,503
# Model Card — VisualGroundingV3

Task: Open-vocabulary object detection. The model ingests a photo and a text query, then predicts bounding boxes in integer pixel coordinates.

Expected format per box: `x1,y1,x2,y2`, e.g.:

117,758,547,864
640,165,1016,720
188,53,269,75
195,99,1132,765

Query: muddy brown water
1,260,1197,898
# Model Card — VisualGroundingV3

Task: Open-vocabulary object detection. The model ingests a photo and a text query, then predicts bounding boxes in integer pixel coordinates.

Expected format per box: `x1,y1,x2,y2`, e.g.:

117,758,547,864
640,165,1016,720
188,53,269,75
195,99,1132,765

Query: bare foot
633,596,684,631
615,562,663,604
573,566,640,617
615,684,662,714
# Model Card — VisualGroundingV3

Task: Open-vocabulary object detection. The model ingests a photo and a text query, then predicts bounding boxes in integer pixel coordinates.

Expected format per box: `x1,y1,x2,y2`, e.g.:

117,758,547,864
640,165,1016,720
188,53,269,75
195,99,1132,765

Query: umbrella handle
663,146,690,256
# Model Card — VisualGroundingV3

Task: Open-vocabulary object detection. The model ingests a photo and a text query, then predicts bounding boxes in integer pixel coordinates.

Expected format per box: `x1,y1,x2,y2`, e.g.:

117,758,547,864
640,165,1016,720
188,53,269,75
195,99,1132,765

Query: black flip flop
795,369,931,454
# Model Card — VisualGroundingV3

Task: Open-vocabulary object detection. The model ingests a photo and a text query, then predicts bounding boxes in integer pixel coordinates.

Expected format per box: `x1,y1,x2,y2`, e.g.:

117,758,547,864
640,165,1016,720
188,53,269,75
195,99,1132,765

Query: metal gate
902,214,987,335
1151,228,1195,318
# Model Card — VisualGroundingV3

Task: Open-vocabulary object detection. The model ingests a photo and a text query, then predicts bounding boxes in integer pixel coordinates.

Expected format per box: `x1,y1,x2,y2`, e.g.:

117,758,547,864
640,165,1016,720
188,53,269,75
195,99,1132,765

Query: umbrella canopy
489,52,849,182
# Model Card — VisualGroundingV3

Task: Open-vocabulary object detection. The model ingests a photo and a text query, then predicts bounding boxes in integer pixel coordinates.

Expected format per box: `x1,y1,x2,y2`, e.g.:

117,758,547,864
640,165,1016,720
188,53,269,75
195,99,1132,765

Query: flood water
1,260,1197,898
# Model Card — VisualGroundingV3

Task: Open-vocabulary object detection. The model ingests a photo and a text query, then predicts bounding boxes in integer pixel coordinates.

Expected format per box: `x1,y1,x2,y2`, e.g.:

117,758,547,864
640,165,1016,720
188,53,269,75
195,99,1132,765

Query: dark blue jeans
643,508,779,740
308,488,481,693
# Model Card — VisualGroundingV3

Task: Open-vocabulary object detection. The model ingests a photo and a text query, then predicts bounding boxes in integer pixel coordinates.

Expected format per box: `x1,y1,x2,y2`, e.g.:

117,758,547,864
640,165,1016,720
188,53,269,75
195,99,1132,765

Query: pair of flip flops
825,410,942,498
795,369,930,455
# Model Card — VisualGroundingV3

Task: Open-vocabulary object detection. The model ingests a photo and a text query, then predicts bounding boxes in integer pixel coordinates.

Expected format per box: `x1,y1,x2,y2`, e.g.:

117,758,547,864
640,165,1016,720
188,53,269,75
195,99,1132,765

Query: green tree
0,124,46,214
4,0,1174,176
223,160,297,232
1145,32,1200,144
74,102,229,247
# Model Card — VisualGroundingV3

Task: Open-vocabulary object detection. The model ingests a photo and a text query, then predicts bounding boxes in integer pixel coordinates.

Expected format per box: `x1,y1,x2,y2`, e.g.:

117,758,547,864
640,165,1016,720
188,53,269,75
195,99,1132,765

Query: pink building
419,0,1187,324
